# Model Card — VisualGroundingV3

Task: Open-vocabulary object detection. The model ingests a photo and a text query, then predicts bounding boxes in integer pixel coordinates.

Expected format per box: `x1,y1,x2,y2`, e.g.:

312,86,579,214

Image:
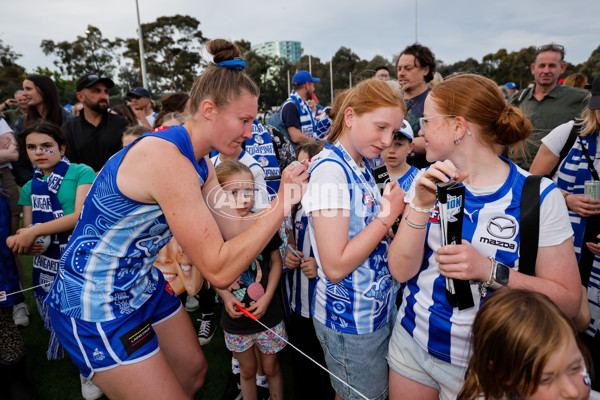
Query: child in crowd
6,121,97,397
381,119,419,192
0,178,36,399
283,140,335,399
214,160,287,400
121,125,149,148
458,289,598,400
301,78,406,400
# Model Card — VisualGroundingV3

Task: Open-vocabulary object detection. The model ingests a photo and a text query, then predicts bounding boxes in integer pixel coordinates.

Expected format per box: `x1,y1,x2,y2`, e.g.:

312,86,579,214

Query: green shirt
19,163,96,215
513,84,588,170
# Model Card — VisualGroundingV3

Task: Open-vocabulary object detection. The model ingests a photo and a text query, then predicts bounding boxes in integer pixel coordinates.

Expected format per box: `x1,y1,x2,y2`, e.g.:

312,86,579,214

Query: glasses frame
418,115,457,133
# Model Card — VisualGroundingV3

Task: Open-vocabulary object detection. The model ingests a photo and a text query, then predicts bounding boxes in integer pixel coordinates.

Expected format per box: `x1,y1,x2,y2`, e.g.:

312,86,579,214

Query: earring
466,130,472,135
453,137,461,145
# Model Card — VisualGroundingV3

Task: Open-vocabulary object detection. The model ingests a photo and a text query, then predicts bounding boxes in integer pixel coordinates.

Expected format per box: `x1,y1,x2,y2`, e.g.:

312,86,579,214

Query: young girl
458,289,597,400
214,160,286,400
7,121,95,358
387,74,581,400
283,140,335,399
301,78,406,400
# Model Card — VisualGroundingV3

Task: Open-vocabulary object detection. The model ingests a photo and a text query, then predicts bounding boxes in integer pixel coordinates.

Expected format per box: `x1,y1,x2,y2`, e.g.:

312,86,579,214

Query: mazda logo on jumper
487,216,517,239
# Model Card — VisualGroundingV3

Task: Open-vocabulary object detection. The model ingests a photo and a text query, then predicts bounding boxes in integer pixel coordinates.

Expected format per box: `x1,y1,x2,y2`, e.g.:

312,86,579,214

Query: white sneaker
185,295,200,312
80,374,103,400
13,302,29,327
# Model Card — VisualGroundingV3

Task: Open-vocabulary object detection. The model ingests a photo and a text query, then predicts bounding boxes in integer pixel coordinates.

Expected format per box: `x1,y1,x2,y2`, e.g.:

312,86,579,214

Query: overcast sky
1,0,599,74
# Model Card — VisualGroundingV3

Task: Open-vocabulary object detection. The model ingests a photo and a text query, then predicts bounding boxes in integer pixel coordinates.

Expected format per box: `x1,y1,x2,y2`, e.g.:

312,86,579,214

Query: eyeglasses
536,43,564,52
418,115,457,132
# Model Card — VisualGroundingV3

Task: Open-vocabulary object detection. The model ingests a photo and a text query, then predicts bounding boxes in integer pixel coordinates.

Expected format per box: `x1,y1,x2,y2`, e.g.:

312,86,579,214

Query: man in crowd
0,90,28,128
510,43,588,169
374,66,391,80
504,82,518,97
127,87,157,128
64,74,129,172
396,43,437,169
281,70,320,144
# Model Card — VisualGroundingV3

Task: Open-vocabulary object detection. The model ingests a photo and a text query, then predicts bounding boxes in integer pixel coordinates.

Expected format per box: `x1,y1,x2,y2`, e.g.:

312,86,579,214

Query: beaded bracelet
409,202,435,214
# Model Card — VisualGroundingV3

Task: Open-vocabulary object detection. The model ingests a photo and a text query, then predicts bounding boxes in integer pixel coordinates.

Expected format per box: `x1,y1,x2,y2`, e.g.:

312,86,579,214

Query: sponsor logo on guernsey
479,215,518,251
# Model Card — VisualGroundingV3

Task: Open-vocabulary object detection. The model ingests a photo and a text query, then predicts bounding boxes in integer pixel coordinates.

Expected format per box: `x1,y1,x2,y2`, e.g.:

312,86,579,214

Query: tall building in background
252,41,302,64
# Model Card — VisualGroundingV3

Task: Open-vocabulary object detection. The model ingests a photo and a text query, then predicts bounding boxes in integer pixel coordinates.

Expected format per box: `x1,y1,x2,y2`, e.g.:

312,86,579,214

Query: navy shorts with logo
48,273,182,378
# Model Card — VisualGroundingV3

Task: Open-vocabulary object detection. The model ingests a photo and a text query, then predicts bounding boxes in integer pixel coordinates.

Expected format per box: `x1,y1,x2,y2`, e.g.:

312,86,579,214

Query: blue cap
127,87,151,99
292,70,320,86
504,82,517,89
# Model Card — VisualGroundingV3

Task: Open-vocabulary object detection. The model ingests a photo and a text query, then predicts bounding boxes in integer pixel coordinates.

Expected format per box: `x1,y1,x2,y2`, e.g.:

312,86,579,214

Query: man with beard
64,74,129,172
396,43,436,169
281,70,320,145
510,43,588,169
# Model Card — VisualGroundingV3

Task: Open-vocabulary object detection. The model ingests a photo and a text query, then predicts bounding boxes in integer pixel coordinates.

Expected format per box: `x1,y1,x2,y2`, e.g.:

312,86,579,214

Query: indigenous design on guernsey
399,160,556,367
557,131,600,336
45,125,208,322
288,91,317,138
246,121,281,182
31,156,71,299
284,206,317,318
309,141,394,335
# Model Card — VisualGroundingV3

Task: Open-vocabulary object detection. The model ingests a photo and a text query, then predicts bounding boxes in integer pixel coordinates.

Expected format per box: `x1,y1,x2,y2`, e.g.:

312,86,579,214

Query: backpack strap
509,87,532,108
549,122,581,177
519,175,543,276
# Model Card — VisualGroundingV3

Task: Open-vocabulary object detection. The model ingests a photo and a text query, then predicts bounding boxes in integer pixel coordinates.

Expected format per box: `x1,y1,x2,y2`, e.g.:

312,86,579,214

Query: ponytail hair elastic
216,58,247,71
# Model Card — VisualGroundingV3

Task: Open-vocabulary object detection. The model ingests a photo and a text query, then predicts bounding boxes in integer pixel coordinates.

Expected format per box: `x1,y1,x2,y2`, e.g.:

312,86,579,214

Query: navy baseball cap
292,70,320,86
76,74,114,92
504,82,517,89
127,87,151,99
589,74,600,110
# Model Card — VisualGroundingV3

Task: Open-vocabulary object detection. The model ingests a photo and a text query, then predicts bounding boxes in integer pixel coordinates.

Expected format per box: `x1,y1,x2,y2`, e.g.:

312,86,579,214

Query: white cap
397,119,414,141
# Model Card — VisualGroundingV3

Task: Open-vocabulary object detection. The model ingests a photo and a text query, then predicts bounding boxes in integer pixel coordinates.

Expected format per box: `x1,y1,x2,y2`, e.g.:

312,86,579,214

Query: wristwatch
489,261,510,290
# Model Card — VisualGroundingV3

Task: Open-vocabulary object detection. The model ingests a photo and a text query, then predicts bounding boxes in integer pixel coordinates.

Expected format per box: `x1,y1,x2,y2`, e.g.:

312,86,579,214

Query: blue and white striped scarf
556,130,600,336
288,91,316,138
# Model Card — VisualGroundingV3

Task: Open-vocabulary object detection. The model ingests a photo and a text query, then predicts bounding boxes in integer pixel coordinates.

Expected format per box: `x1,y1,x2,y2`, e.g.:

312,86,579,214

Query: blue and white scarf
31,156,71,359
288,91,316,138
556,130,600,336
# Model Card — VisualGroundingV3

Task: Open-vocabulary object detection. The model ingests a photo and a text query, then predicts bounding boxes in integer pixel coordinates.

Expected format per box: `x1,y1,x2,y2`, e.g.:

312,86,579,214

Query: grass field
18,255,298,399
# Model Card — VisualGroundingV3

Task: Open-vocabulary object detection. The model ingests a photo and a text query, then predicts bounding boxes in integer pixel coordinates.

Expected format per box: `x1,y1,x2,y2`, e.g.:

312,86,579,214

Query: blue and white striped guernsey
45,125,208,322
399,160,560,367
304,142,395,335
284,206,317,318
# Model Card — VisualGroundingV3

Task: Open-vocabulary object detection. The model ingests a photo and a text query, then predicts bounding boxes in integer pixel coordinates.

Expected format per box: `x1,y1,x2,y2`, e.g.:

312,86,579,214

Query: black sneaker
257,385,271,400
221,372,241,400
197,314,217,345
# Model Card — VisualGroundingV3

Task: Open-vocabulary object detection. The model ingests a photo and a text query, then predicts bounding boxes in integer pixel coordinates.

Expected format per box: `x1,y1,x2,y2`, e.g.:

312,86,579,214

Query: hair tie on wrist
216,58,247,70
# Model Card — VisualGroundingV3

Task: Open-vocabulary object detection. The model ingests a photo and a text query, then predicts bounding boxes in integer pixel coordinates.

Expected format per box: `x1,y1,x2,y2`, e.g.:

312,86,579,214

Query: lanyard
328,141,380,209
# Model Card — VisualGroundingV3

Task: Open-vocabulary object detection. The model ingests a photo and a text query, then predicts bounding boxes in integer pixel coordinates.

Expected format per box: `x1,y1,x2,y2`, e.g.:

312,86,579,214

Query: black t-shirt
405,88,431,169
280,100,301,130
64,111,129,172
220,233,283,335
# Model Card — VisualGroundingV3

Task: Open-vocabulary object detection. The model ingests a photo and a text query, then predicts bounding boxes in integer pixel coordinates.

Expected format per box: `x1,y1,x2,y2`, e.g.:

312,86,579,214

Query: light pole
135,0,148,89
415,0,418,43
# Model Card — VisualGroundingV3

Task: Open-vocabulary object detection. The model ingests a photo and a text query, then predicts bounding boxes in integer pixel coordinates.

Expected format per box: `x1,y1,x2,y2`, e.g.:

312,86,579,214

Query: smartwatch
489,261,510,290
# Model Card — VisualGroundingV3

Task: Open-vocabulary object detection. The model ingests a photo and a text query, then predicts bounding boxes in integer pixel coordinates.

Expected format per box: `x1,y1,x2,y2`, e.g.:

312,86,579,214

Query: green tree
41,25,120,80
122,15,206,93
0,39,26,102
580,44,600,79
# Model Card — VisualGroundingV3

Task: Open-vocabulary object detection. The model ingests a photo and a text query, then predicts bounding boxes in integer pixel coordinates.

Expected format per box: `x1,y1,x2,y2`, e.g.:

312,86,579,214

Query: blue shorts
313,313,395,400
49,273,182,378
